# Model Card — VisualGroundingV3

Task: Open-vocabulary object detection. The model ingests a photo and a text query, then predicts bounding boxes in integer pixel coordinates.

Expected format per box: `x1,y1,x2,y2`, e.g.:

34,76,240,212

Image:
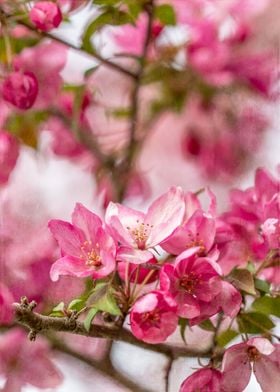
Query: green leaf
198,319,215,332
178,318,188,344
87,283,122,316
82,10,132,52
254,278,271,294
49,302,65,317
252,296,280,317
84,308,99,332
217,329,239,347
238,312,275,334
68,299,85,312
155,4,176,26
228,268,256,295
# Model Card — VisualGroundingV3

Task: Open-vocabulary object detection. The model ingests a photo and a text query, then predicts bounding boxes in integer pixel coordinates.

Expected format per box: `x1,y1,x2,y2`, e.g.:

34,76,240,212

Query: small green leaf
217,329,239,347
84,308,99,332
198,319,215,332
49,302,65,317
87,283,121,316
68,299,85,312
178,318,188,344
228,268,256,295
254,278,271,294
252,296,280,317
155,4,176,26
238,312,275,334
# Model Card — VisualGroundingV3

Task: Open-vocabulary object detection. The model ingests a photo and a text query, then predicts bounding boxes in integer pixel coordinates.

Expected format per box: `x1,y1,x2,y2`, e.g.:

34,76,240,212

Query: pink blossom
105,186,185,264
30,1,62,32
1,71,38,110
160,248,221,318
221,338,280,392
0,328,62,392
0,130,19,185
130,290,178,343
13,42,67,109
261,218,280,250
180,368,223,392
162,209,216,256
49,203,116,281
0,284,14,325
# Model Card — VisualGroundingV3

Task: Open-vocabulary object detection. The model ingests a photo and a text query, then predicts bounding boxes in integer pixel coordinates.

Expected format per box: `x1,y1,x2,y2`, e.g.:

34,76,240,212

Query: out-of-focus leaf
254,278,271,294
178,318,188,344
198,319,215,332
155,4,176,26
237,312,275,334
252,296,280,317
217,329,239,347
82,10,133,53
228,268,256,295
84,308,99,332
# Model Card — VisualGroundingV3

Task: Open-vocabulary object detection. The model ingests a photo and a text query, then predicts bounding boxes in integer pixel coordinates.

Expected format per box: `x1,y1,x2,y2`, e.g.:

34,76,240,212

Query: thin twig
1,9,137,79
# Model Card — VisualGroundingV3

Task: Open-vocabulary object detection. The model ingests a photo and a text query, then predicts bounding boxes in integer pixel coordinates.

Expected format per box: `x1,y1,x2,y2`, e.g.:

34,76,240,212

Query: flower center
179,272,200,294
80,241,102,268
186,233,206,256
126,220,153,249
141,311,160,326
247,346,261,362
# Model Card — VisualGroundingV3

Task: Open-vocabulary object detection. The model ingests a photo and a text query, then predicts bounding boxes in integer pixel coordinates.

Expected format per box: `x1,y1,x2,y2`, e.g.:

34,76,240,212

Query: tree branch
13,297,213,359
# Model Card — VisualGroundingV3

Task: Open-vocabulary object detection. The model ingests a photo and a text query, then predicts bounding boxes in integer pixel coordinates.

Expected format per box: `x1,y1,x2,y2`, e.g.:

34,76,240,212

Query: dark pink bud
183,132,201,156
152,22,164,39
29,1,62,32
2,71,38,110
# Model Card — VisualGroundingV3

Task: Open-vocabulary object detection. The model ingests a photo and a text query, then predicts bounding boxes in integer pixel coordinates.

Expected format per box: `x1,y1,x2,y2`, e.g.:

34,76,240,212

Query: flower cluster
48,167,280,391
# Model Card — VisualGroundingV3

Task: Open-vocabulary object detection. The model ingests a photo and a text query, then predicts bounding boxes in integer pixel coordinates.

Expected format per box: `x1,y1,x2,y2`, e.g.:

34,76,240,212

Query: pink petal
50,255,93,281
221,343,251,392
72,203,102,244
116,246,154,264
217,280,242,318
48,219,84,257
254,357,280,392
145,186,185,247
248,338,275,356
180,368,222,392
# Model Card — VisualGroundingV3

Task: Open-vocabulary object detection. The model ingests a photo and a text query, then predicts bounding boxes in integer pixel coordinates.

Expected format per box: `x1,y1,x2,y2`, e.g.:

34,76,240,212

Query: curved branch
13,298,212,359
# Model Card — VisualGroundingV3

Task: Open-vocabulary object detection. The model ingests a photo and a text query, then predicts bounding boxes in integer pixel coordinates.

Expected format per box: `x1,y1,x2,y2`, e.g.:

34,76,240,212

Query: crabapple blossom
0,284,14,325
180,368,223,392
29,1,62,32
0,130,19,185
49,203,116,281
221,338,280,392
105,186,185,263
1,71,38,110
159,248,222,319
130,290,178,344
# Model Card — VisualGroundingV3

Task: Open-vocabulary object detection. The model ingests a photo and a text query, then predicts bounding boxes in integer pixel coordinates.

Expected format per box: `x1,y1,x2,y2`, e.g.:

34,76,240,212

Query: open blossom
105,186,185,263
0,130,19,185
0,328,62,392
30,1,62,32
180,368,223,392
222,338,280,392
49,203,116,281
130,290,178,344
1,71,38,110
160,248,222,318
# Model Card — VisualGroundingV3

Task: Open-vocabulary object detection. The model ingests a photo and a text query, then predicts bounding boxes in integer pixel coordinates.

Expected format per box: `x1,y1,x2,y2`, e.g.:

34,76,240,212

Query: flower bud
2,71,38,110
29,1,62,32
